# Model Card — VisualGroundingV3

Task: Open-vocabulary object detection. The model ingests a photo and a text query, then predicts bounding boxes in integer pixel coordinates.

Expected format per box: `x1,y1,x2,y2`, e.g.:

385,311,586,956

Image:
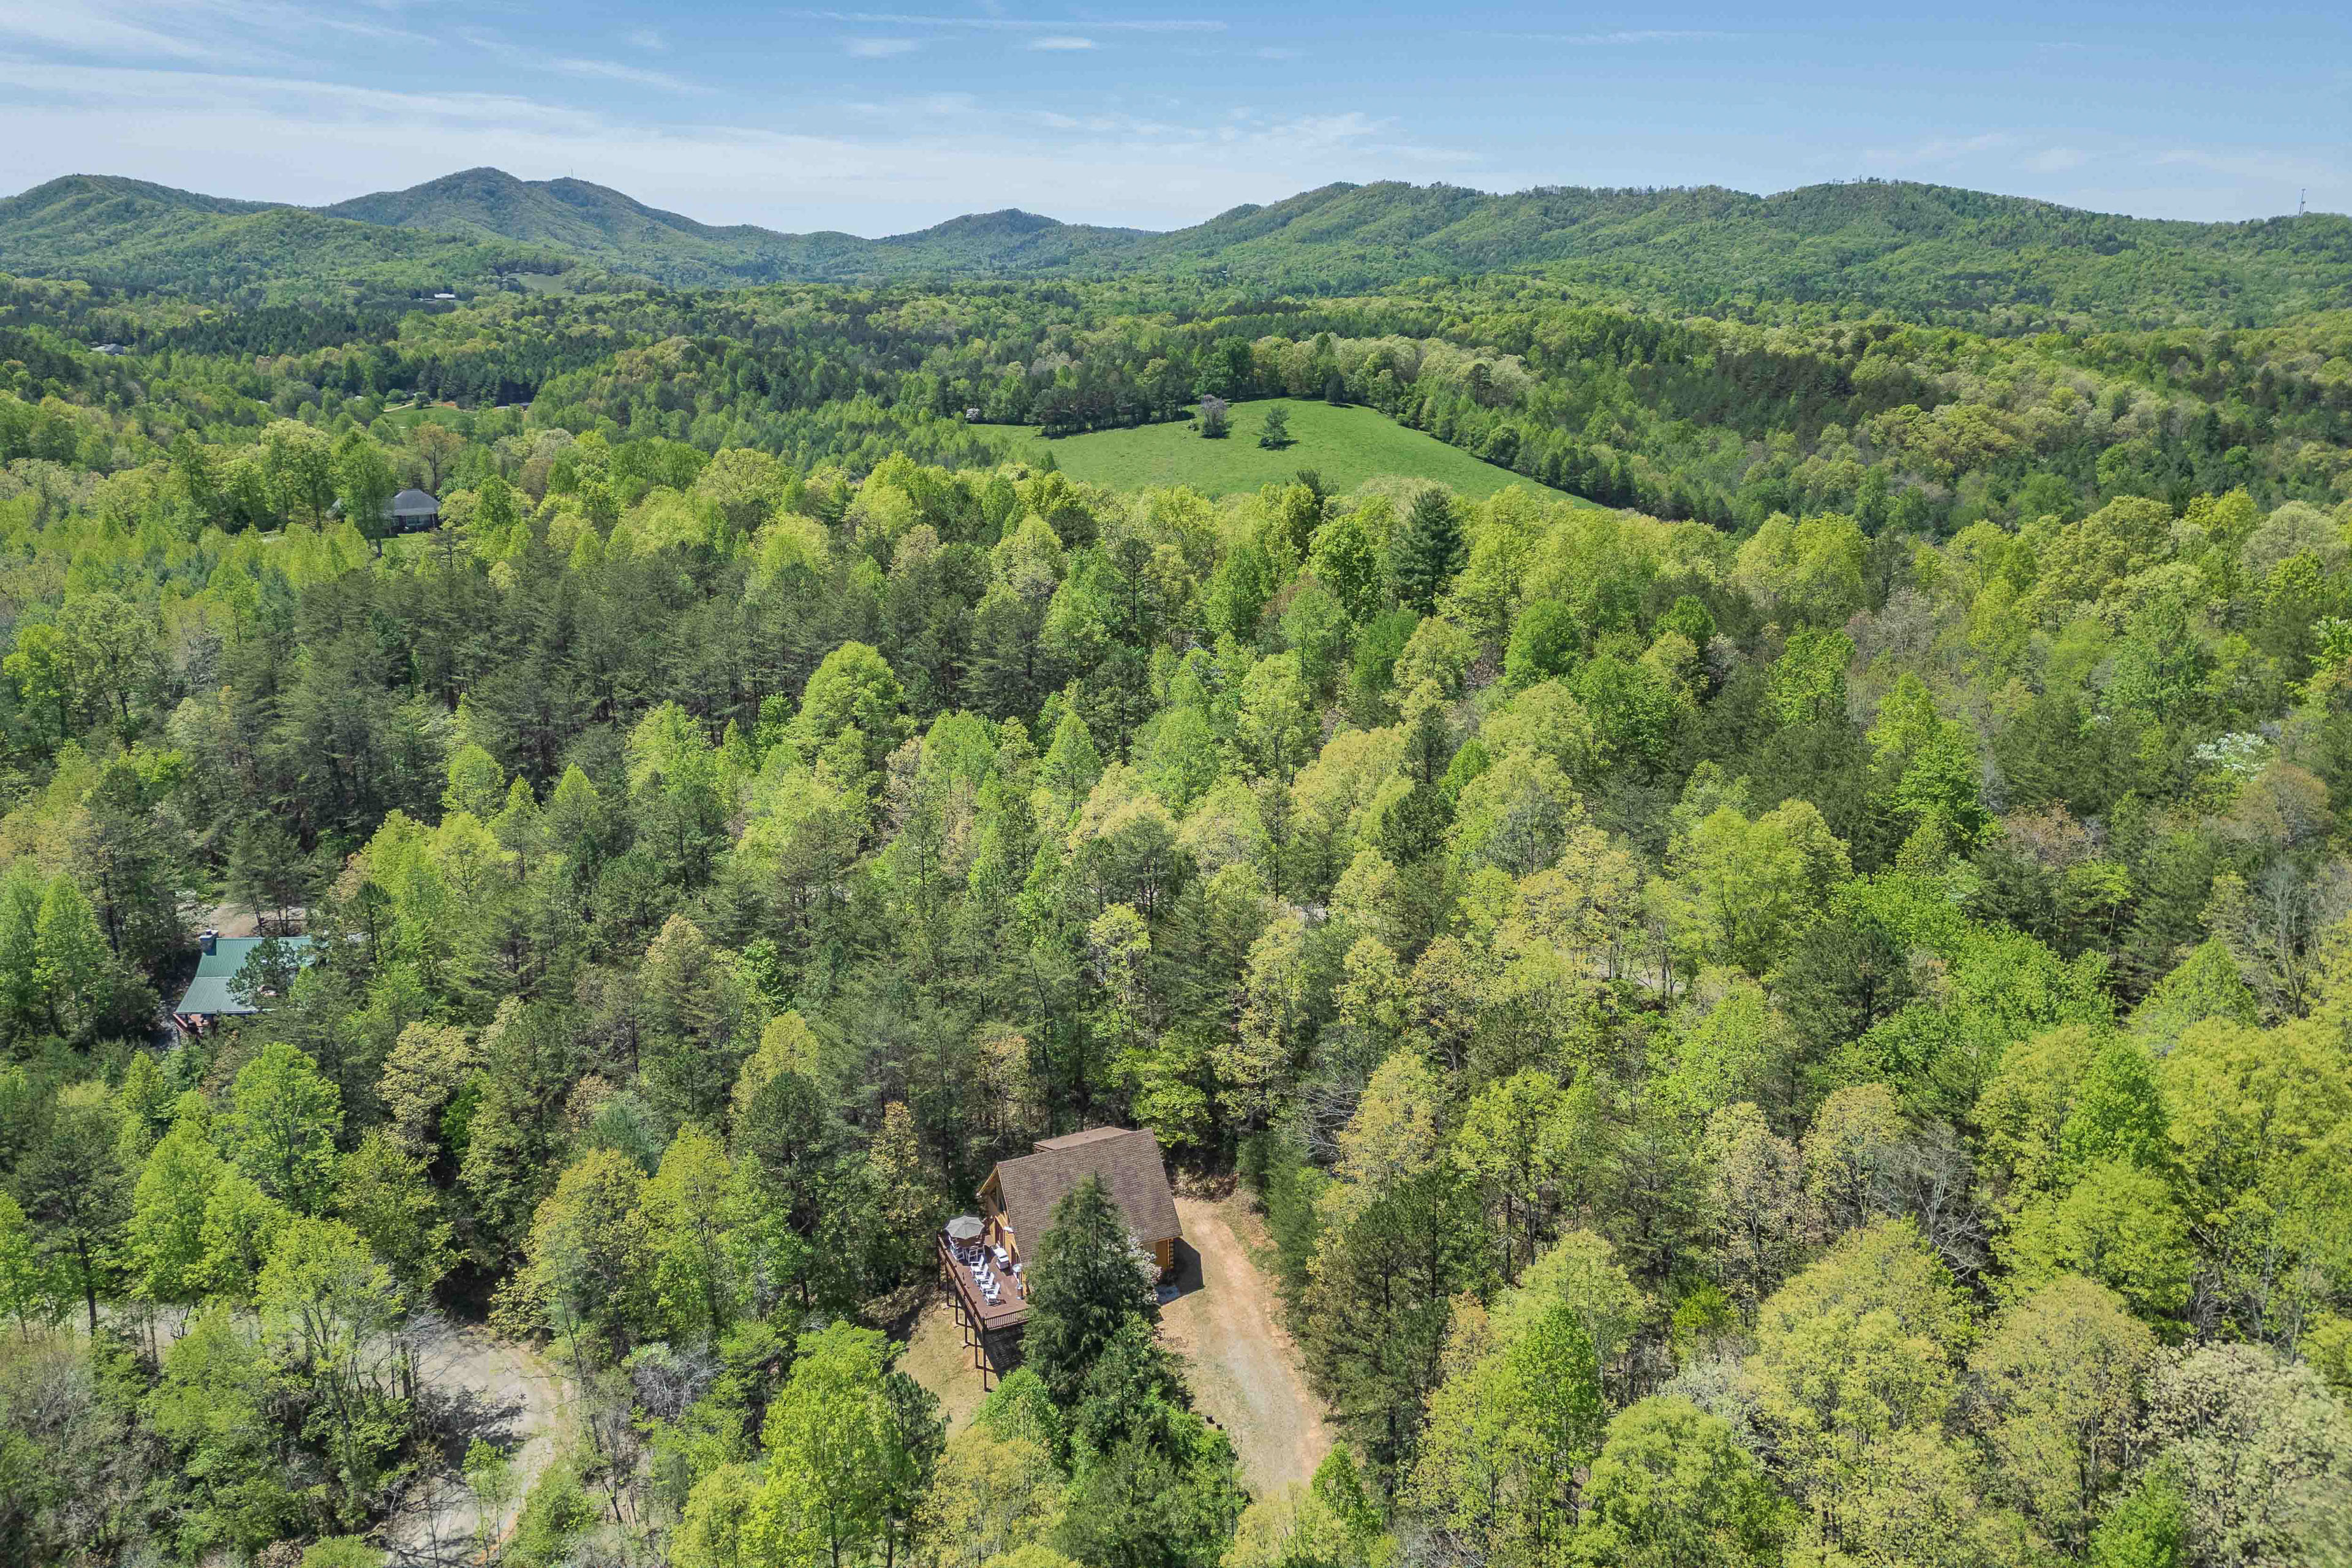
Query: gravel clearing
387,1320,573,1566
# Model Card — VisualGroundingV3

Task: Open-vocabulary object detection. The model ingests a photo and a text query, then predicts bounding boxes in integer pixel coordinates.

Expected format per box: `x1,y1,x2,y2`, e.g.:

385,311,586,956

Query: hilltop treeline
4,271,2350,537
8,170,2351,328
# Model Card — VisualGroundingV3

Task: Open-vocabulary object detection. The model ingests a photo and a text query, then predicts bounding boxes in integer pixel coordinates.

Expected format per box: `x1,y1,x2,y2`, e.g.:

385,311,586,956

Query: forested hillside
6,168,2348,326
0,176,582,304
1111,179,2352,326
2,195,2352,1568
6,266,2347,526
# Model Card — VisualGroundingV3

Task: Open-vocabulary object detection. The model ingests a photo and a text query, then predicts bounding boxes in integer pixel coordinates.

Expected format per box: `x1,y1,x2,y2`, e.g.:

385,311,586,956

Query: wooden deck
939,1234,1030,1330
938,1234,1030,1389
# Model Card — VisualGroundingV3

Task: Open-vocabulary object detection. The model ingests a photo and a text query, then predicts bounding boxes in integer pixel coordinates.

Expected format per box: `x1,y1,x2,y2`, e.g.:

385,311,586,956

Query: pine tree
0,862,44,1044
1392,488,1464,612
17,1082,129,1333
1022,1175,1159,1407
34,875,115,1041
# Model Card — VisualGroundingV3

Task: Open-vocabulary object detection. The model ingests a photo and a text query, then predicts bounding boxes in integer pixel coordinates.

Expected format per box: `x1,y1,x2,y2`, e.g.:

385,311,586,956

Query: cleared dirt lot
388,1321,573,1566
1159,1188,1333,1496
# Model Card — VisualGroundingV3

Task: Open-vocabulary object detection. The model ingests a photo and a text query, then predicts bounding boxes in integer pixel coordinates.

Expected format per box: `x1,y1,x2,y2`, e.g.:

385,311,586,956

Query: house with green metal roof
172,933,318,1030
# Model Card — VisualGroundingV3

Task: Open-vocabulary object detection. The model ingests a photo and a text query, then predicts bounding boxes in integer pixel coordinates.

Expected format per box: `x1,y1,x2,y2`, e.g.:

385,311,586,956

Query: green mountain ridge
2,165,2346,324
315,167,1158,281
320,166,869,285
0,173,585,301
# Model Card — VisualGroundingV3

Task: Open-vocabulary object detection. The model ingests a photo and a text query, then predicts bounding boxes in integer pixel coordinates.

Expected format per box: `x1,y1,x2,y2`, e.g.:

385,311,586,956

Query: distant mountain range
3,165,2346,325
322,167,1150,284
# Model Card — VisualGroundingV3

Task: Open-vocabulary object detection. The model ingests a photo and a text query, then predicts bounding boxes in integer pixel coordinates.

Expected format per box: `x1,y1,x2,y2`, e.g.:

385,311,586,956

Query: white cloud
626,27,666,51
0,0,424,63
1021,107,1184,137
546,57,708,92
845,36,919,57
1855,134,2337,205
1028,36,1094,51
0,58,1502,231
0,1,230,61
842,91,984,121
1860,131,2016,168
2155,146,2342,187
453,28,706,92
786,9,1222,31
0,60,611,140
1496,28,1734,45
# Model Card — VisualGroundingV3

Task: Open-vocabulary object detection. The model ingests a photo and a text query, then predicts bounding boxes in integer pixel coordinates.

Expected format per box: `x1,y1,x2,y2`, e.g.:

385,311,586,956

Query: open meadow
1037,398,1590,502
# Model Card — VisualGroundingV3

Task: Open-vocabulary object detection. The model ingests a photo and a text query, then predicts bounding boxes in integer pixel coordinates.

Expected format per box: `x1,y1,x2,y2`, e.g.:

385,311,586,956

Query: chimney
199,930,217,955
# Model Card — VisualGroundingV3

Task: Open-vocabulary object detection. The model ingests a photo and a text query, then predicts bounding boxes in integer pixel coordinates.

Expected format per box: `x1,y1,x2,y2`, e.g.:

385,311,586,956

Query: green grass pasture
1039,399,1593,503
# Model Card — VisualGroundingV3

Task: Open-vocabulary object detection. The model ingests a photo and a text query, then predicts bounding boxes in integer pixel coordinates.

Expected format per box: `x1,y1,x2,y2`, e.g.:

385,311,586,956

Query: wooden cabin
937,1126,1182,1387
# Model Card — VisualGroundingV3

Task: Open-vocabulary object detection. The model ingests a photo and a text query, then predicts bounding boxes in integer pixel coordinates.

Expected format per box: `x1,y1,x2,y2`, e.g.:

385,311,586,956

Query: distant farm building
172,932,318,1036
385,489,441,532
939,1126,1183,1387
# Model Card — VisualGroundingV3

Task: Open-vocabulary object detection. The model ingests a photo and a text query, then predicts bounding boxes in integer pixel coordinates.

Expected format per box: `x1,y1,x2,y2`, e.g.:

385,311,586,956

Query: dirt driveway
1158,1189,1333,1496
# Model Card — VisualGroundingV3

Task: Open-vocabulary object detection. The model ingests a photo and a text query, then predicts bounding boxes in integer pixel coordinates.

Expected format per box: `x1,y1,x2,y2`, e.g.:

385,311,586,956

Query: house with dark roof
172,932,318,1036
987,1126,1184,1275
937,1126,1183,1387
384,488,441,532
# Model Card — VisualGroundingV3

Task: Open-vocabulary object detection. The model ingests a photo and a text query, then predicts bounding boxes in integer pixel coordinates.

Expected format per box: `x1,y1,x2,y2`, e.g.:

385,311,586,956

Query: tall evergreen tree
1022,1175,1159,1408
1392,488,1465,613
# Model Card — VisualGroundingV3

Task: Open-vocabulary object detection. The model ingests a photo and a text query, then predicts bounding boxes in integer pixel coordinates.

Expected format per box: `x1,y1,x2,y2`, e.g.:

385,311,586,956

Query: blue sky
0,1,2344,235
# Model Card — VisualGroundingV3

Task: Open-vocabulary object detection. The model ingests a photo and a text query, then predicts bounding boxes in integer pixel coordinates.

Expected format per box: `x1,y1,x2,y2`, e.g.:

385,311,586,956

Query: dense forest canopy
1,178,2351,1568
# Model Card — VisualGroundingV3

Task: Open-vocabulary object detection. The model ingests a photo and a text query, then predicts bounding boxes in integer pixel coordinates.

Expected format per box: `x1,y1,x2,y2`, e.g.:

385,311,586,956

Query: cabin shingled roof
990,1126,1181,1251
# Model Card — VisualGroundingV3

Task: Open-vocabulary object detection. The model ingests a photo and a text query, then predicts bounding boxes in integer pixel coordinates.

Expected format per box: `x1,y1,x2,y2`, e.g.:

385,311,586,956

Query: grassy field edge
1030,397,1599,504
